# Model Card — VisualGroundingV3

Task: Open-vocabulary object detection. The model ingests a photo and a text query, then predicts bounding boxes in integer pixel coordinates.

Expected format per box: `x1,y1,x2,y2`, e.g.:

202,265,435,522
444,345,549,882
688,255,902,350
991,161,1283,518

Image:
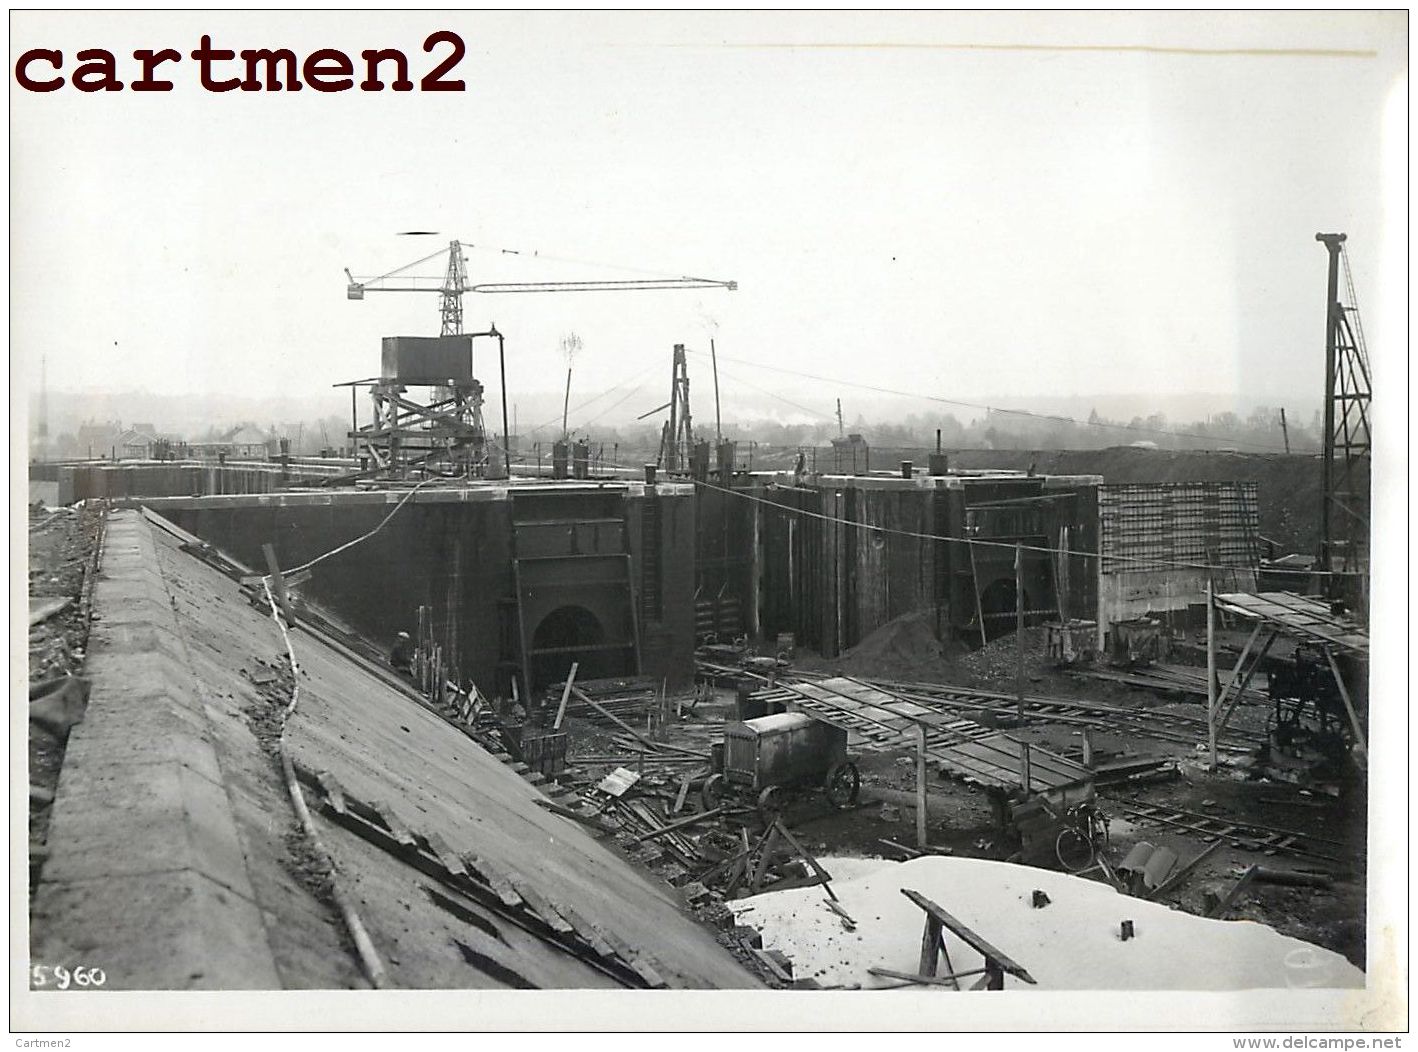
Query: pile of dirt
953,624,1058,686
239,655,296,759
28,504,101,685
834,611,965,682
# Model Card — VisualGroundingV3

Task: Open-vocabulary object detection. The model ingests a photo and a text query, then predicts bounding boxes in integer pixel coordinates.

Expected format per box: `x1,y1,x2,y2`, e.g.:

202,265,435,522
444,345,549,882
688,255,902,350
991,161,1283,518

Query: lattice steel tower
1315,233,1371,592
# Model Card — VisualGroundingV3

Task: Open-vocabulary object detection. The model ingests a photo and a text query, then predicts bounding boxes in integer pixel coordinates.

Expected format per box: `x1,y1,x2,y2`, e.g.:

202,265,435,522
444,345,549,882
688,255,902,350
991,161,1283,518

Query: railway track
880,680,1268,752
723,663,1266,753
1104,797,1350,864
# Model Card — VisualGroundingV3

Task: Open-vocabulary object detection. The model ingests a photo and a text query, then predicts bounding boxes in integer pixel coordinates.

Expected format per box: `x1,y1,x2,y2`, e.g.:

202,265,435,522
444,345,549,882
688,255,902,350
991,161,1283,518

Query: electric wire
575,382,653,430
284,474,446,577
681,472,1366,579
523,360,663,437
713,364,840,423
681,348,1296,453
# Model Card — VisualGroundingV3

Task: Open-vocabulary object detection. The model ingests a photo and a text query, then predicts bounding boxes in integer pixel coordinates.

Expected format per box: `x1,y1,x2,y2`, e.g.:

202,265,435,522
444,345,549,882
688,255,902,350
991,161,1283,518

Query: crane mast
1315,232,1371,610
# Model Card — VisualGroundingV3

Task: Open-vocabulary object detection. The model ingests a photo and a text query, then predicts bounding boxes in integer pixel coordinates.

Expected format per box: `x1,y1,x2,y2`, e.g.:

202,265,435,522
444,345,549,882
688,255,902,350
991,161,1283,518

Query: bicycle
1055,801,1111,872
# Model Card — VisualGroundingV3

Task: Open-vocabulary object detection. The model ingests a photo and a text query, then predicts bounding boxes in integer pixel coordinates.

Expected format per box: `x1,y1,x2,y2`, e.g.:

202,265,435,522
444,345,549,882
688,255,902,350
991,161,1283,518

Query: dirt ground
568,628,1369,972
27,500,103,890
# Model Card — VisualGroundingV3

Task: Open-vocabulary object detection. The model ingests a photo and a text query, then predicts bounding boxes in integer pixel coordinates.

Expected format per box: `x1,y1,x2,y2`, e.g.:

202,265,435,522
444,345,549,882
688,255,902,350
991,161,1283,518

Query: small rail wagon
702,712,860,817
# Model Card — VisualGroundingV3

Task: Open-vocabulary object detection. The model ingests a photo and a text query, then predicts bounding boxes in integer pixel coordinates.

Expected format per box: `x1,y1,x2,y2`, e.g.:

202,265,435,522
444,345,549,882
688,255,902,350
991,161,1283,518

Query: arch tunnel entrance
978,577,1034,644
527,604,630,690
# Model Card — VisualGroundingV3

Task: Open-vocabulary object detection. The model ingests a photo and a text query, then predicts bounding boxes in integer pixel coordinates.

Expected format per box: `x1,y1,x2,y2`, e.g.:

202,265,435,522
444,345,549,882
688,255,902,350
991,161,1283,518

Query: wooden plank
422,830,468,877
370,801,416,848
556,904,618,958
553,661,579,731
915,722,928,849
900,888,1036,984
467,857,523,908
630,807,724,843
507,873,575,935
869,966,985,988
1323,647,1368,755
919,915,942,976
590,923,670,989
752,948,793,983
1207,865,1259,919
315,770,348,816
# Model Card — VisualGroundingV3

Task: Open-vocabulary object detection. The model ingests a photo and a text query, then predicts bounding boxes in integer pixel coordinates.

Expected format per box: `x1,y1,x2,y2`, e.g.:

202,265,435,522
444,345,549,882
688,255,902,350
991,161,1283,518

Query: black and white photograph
9,9,1407,1038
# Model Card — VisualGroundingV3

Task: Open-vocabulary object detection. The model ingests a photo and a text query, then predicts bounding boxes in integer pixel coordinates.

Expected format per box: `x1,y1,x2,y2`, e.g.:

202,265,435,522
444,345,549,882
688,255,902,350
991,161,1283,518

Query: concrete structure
1096,481,1261,644
44,459,348,505
699,469,1102,655
30,509,756,989
136,477,698,700
698,471,1262,655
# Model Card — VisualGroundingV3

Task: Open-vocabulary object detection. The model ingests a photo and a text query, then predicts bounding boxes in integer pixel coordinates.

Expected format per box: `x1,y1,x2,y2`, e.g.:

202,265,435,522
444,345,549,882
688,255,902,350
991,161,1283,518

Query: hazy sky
10,11,1407,428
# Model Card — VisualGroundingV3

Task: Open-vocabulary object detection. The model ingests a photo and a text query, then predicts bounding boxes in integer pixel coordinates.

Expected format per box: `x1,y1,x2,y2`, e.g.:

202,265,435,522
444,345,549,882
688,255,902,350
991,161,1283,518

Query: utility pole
710,337,722,446
1206,579,1217,769
836,398,845,438
1015,542,1026,728
562,367,572,441
1279,407,1290,454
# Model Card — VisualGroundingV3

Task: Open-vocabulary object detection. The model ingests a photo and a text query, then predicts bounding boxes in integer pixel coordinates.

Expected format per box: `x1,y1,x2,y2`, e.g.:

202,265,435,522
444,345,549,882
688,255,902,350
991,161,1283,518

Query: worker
389,631,414,673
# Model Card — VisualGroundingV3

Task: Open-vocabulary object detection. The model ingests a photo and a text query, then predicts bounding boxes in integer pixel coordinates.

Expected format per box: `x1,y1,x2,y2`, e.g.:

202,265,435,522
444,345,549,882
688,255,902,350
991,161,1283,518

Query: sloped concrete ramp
30,510,755,990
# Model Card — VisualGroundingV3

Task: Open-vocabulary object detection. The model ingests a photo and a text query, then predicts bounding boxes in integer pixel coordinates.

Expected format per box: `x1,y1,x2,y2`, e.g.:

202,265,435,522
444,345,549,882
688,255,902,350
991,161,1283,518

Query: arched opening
977,577,1031,644
529,604,623,689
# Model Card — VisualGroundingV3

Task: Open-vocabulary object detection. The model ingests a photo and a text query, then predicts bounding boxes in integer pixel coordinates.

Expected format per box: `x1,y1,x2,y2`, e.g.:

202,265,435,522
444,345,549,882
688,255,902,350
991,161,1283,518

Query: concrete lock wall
54,461,342,505
719,472,1102,657
148,485,697,701
163,497,513,695
626,488,697,688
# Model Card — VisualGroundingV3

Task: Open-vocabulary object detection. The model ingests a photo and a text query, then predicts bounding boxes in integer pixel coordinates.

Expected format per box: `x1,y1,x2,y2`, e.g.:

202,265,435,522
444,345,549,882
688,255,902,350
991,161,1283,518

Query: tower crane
340,238,736,479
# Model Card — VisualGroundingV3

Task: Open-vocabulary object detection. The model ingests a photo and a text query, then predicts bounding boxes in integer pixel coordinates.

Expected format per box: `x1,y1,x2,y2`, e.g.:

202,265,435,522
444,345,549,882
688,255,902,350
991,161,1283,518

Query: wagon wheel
757,786,783,822
700,774,725,812
823,761,860,809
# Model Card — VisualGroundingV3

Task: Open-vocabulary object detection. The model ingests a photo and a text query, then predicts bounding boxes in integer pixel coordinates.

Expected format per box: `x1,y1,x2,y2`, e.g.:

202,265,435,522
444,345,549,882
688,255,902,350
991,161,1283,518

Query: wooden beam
868,966,986,988
1215,630,1279,734
1207,864,1258,919
1323,647,1368,756
915,721,928,849
900,888,1035,984
1206,579,1217,769
261,543,295,623
553,661,579,731
629,807,724,843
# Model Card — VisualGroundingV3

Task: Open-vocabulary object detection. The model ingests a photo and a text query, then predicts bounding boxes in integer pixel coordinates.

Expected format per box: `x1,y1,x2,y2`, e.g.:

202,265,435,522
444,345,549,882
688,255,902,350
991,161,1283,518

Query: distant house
114,423,162,460
116,429,156,460
227,425,273,458
191,425,274,460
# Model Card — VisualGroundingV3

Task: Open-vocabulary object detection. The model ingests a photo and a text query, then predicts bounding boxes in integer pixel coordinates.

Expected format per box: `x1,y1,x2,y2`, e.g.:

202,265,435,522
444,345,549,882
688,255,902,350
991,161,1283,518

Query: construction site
22,227,1379,1007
